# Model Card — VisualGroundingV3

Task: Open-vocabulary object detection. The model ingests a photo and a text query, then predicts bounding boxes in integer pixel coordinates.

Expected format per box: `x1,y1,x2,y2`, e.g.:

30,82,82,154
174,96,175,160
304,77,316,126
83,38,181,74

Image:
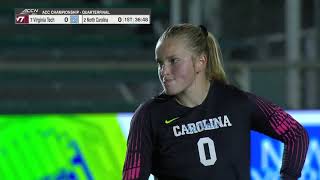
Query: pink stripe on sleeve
248,93,309,178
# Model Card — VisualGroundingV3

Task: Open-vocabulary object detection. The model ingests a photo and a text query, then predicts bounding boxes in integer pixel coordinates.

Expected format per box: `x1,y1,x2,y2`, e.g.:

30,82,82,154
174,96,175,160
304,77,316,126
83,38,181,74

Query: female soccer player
123,24,309,180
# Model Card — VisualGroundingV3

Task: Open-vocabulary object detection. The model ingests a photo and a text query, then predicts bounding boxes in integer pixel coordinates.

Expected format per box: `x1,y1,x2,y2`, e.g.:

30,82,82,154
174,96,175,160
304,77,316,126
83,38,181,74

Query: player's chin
163,88,179,96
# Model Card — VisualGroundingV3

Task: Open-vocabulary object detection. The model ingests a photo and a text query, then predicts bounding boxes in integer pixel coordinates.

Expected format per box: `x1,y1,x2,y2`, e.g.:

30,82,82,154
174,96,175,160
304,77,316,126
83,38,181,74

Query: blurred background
0,0,320,180
1,0,319,113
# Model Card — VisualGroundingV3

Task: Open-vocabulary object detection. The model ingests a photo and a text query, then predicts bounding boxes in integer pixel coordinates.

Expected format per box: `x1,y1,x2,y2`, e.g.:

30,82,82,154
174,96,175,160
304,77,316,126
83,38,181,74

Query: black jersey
123,81,309,180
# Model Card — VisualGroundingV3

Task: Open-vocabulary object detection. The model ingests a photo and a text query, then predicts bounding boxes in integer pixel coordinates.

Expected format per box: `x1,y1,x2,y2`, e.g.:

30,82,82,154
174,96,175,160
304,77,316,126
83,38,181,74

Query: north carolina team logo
15,15,29,24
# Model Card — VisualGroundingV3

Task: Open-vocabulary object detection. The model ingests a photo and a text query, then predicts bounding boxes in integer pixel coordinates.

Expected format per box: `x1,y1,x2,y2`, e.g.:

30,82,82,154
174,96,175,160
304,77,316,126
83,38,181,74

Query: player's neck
175,79,211,108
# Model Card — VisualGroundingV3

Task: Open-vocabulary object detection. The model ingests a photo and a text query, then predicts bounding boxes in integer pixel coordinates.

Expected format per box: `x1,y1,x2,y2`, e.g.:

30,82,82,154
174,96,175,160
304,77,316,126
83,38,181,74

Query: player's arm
247,93,309,180
123,103,154,180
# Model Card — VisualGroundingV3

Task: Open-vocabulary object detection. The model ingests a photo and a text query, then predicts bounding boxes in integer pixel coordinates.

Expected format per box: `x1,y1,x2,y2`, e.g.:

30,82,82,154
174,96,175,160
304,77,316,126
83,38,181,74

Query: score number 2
197,137,217,166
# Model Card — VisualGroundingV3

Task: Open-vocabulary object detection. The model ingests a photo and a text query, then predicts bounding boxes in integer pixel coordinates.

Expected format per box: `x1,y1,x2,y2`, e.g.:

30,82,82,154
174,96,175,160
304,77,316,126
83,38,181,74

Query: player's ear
195,53,207,73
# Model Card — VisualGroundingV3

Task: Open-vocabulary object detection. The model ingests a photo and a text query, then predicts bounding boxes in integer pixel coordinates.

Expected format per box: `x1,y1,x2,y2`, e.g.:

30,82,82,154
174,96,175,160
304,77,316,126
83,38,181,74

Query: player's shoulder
214,80,248,97
213,81,256,112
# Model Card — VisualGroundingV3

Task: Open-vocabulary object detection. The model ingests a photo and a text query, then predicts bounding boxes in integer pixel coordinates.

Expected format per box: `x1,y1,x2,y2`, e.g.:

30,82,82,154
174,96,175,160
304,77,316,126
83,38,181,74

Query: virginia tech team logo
15,15,29,24
15,8,38,24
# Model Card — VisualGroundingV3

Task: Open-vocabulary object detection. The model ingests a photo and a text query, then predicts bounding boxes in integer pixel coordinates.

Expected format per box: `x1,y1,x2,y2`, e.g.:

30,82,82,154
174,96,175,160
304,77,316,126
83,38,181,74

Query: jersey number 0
197,137,217,166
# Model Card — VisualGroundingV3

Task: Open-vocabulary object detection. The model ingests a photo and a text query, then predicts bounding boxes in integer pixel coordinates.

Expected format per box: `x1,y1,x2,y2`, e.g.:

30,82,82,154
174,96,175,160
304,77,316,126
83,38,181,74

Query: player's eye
169,58,179,64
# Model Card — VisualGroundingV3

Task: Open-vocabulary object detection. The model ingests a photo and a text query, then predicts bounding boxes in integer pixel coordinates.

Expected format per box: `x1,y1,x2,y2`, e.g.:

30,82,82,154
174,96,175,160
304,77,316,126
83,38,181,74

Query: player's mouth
163,78,174,86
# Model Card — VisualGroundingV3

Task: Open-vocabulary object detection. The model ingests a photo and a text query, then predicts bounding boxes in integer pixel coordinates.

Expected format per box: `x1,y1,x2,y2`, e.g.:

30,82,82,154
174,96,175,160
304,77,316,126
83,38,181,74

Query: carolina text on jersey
172,115,232,137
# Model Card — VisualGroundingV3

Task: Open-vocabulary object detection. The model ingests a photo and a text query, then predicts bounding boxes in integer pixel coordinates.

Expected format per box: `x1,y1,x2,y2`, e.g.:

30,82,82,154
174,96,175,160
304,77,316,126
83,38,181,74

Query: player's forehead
155,38,189,59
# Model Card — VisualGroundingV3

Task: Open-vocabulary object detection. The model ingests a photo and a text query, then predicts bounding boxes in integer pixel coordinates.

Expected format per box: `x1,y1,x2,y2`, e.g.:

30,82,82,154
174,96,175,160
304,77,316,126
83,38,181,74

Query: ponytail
206,33,228,83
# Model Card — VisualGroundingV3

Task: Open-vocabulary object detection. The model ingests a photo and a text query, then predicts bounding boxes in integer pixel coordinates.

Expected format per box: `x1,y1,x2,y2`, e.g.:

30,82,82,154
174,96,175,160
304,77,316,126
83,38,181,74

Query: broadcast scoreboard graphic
15,8,151,25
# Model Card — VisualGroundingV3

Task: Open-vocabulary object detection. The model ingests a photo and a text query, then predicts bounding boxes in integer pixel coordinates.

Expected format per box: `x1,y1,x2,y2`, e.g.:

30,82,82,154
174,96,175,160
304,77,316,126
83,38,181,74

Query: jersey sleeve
123,103,154,180
246,93,309,179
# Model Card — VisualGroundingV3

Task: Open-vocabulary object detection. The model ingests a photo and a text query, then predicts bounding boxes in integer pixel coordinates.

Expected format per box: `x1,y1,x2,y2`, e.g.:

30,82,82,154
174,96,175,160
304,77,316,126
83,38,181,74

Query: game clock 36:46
135,17,149,23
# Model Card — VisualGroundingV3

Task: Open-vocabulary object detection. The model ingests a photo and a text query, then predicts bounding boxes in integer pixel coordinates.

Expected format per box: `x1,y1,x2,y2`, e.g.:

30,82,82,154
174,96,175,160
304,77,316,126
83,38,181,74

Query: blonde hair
157,23,228,83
